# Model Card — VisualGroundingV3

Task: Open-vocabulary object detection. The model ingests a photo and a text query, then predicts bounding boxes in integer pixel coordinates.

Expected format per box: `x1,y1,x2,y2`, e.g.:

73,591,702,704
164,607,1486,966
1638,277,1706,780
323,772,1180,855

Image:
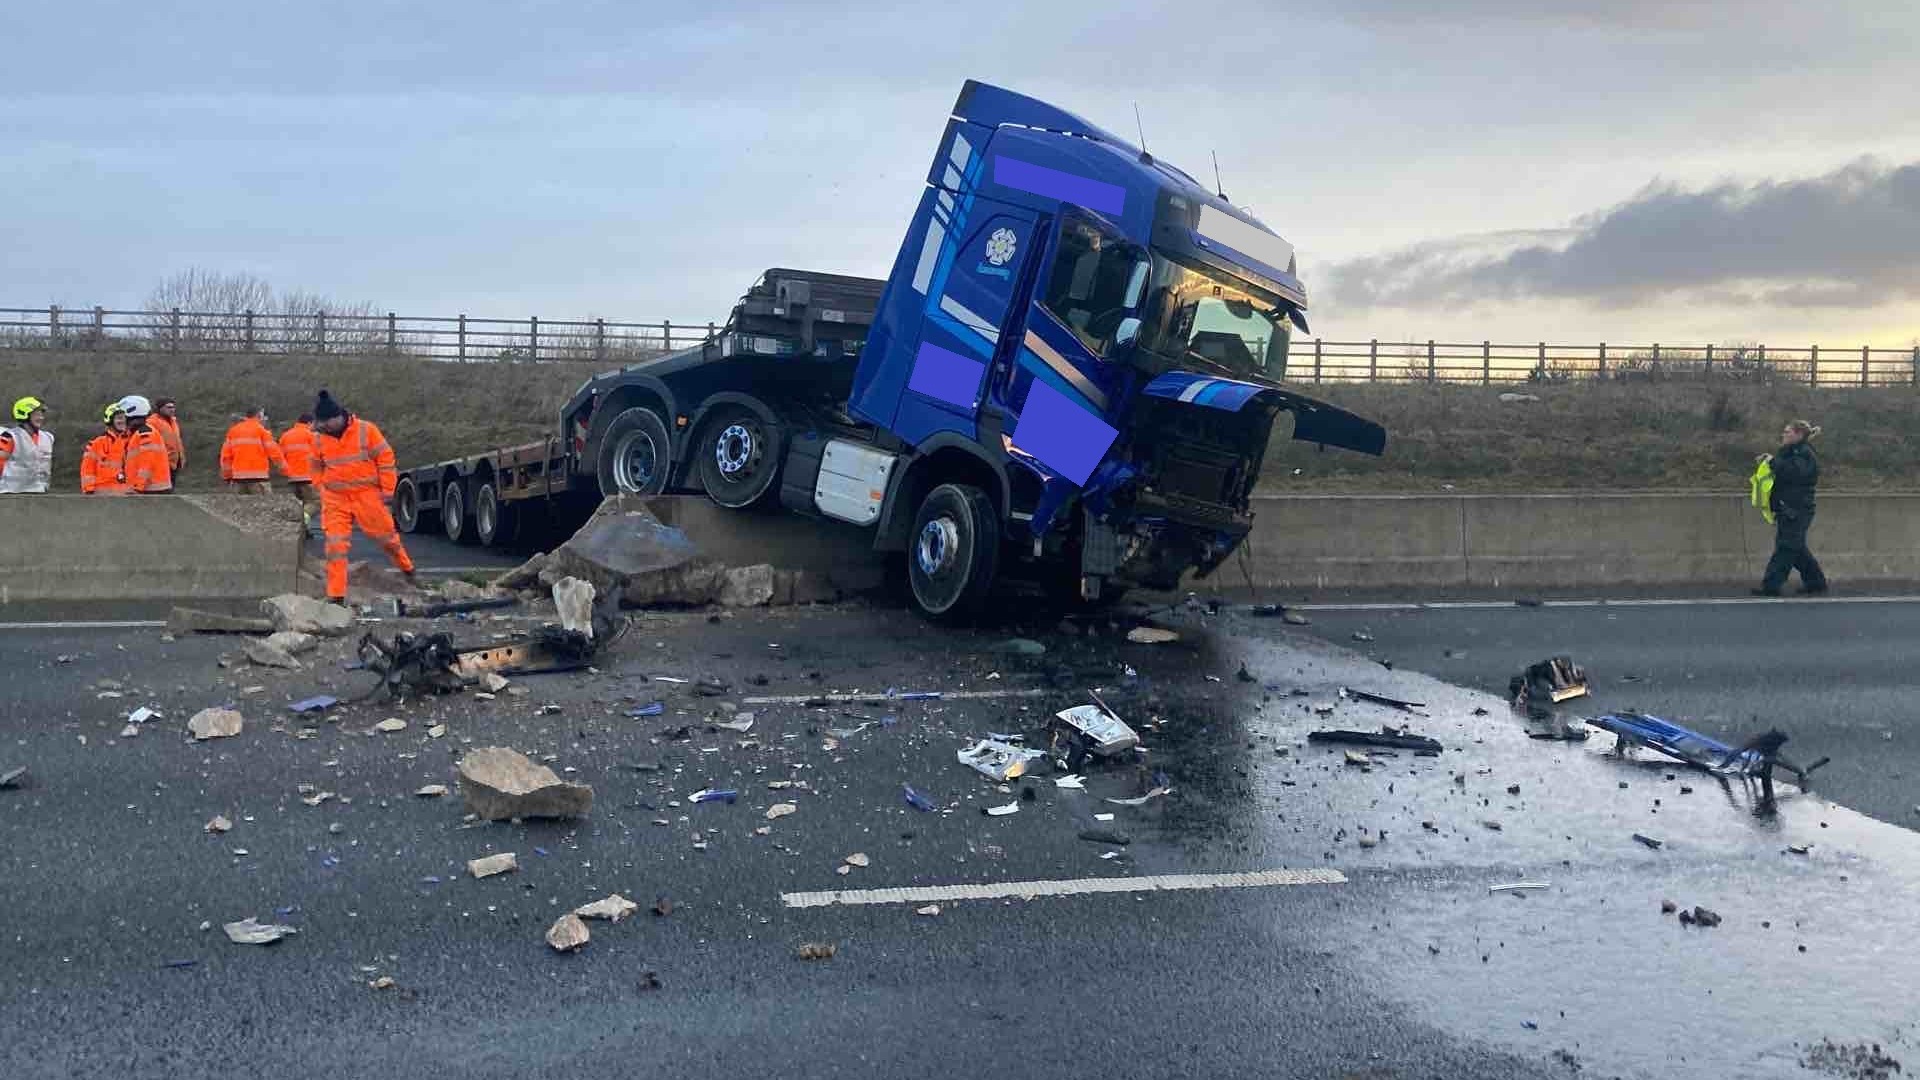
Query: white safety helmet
116,395,153,420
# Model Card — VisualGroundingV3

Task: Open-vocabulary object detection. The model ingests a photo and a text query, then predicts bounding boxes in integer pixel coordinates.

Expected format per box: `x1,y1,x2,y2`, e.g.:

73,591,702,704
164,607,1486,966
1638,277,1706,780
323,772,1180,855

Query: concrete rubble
573,894,639,922
187,708,244,741
262,594,356,637
545,913,590,952
167,607,276,635
457,746,594,821
467,852,518,878
242,639,301,669
264,631,317,656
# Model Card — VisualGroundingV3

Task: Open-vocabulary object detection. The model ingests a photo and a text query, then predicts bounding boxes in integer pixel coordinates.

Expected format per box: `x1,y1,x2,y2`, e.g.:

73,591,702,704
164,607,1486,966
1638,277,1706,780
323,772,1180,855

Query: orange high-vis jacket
279,422,317,483
148,414,186,472
129,428,174,493
315,417,398,498
220,416,286,481
81,431,132,494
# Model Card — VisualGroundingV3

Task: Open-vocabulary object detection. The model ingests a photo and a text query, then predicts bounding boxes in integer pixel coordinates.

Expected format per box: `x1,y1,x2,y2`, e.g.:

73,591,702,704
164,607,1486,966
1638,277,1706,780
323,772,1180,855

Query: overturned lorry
395,80,1386,620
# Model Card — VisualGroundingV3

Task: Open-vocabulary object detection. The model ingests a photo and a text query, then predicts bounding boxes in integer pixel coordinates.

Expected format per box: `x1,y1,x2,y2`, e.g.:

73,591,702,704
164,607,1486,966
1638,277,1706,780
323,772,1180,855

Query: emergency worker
219,406,285,494
0,395,55,494
311,389,414,603
81,403,133,495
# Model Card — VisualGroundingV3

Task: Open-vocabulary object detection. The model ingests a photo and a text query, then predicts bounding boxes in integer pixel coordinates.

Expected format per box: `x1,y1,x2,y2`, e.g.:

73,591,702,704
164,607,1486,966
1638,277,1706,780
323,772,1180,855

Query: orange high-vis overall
81,431,132,494
315,416,413,600
279,422,317,483
220,417,285,481
148,414,186,472
128,428,174,493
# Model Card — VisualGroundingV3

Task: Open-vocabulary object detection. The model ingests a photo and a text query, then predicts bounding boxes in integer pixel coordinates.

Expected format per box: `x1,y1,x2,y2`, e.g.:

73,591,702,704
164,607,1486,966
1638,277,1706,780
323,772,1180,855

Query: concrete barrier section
0,494,304,604
1234,495,1466,588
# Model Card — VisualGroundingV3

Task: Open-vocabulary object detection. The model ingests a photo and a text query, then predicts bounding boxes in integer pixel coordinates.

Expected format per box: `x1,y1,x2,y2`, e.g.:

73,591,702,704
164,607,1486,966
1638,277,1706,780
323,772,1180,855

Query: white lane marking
0,620,168,630
411,566,506,575
782,868,1347,909
1290,595,1920,612
743,689,1047,706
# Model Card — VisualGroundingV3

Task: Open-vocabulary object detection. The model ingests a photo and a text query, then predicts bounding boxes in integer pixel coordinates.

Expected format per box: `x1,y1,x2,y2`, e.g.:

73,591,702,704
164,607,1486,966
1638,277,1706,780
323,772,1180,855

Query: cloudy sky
5,0,1918,347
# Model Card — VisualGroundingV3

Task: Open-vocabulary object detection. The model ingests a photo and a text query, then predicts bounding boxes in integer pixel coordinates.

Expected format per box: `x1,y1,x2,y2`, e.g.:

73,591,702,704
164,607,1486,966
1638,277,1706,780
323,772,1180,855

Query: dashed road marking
743,689,1048,706
782,868,1347,909
0,620,167,630
1292,595,1920,612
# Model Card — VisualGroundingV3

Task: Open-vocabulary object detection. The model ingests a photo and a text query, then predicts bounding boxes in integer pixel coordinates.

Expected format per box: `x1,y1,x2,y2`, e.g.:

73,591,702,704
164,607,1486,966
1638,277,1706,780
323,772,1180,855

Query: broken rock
720,564,776,608
373,718,408,733
223,917,297,945
261,594,356,637
457,747,595,821
264,631,317,656
242,639,301,670
467,852,519,878
187,708,244,741
545,913,590,952
574,894,640,922
168,607,276,635
205,815,233,833
0,766,26,790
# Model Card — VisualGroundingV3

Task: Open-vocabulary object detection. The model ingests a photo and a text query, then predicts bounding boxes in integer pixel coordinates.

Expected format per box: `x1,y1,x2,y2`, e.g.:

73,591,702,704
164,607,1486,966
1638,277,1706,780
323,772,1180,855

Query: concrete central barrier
1232,492,1920,589
0,494,305,604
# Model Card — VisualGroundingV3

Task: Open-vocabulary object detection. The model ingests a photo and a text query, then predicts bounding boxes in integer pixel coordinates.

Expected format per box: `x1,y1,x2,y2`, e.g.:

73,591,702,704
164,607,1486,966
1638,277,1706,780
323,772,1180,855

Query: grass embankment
5,349,1916,494
0,350,586,492
1264,381,1920,493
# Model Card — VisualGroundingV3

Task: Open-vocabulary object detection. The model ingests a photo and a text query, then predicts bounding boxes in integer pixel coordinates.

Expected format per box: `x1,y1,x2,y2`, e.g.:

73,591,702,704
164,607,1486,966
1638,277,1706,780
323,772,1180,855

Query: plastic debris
887,689,941,701
916,904,941,917
373,718,407,733
187,708,244,741
127,706,162,725
414,784,448,798
205,815,232,833
1,766,28,790
288,696,338,714
1338,688,1427,713
467,852,518,878
546,913,590,952
984,802,1020,817
428,724,447,738
1633,833,1665,850
844,852,870,868
957,739,1046,782
1104,787,1171,807
223,917,297,945
1053,702,1139,758
1125,627,1179,644
574,894,640,922
369,976,396,990
1343,750,1373,767
691,789,738,805
902,785,937,812
1078,828,1131,846
1311,728,1442,754
765,802,798,820
1489,882,1551,894
628,701,666,718
714,716,755,733
1053,775,1086,790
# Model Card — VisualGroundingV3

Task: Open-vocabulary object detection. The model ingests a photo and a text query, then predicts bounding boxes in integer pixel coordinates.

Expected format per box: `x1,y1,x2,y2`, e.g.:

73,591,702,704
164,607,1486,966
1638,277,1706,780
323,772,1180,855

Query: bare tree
143,269,275,349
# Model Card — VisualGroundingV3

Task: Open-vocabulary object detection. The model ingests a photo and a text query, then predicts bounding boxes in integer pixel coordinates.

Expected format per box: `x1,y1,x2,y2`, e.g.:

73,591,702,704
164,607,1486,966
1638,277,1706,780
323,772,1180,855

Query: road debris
457,746,595,821
797,942,837,961
205,815,232,833
765,802,798,820
1489,882,1551,894
1800,1038,1903,1080
1634,833,1664,850
480,672,511,694
1591,714,1830,808
1787,844,1812,855
0,766,27,790
1125,626,1179,644
845,852,870,868
1105,787,1171,807
1309,728,1443,754
1678,906,1722,928
373,718,407,733
127,706,162,725
187,708,244,741
652,896,674,917
414,784,448,798
1053,699,1139,757
998,637,1048,656
691,788,739,804
916,904,942,917
1343,750,1373,767
1053,775,1086,790
545,913,590,952
1509,656,1589,715
223,917,297,945
902,785,937,812
1078,827,1131,845
368,976,396,991
168,606,276,635
467,852,519,878
713,716,755,733
628,701,666,718
1341,688,1426,712
288,696,337,714
262,594,356,637
957,739,1045,782
242,639,302,669
574,894,640,921
984,801,1021,816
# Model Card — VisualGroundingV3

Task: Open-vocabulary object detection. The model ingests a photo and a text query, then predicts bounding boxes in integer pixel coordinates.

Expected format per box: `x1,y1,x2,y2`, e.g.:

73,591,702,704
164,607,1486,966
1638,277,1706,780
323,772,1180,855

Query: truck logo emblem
985,228,1018,266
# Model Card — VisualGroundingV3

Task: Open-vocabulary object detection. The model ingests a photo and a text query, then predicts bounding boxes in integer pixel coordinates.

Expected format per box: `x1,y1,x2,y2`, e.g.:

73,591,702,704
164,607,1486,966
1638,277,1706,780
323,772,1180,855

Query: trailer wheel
696,406,783,509
907,483,1000,622
392,476,422,534
442,478,477,544
474,479,518,547
596,407,671,496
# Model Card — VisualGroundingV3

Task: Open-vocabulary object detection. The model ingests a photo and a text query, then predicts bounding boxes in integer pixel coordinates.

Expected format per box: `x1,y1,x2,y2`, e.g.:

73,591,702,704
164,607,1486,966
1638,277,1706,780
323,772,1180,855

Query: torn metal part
1053,701,1140,758
1488,882,1551,894
1590,713,1830,792
957,740,1045,782
1308,728,1443,754
0,766,27,790
1508,656,1590,710
399,595,519,619
358,613,629,701
1342,688,1426,712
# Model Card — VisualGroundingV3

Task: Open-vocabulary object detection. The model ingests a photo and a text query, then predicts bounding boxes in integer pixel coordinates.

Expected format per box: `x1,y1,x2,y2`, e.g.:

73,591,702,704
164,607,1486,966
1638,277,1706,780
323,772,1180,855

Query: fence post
595,318,606,361
1427,340,1436,383
1481,341,1490,385
530,315,539,361
49,304,60,344
92,305,104,349
1862,344,1871,388
1313,338,1322,383
170,307,181,353
1705,342,1714,375
316,311,327,354
1757,343,1766,378
1598,342,1606,380
1810,344,1818,387
1536,341,1546,383
1913,344,1919,386
457,314,467,362
1652,342,1661,365
387,312,397,355
663,319,672,352
1368,338,1378,382
706,321,717,344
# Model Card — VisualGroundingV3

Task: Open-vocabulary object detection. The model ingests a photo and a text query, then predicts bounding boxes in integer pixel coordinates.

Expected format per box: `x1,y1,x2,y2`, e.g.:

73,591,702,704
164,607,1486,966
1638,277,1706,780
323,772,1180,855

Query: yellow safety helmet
104,402,127,423
12,396,46,421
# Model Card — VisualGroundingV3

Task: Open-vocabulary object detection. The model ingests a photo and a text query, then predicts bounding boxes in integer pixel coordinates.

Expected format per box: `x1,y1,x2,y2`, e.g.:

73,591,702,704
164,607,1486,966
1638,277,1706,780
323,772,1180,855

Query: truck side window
1040,215,1146,358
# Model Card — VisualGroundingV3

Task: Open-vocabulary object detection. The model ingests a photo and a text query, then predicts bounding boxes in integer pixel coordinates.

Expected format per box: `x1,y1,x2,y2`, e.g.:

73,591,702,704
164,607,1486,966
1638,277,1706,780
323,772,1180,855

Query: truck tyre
907,483,1000,621
695,406,783,509
392,476,422,534
596,407,672,497
442,478,477,545
474,479,518,547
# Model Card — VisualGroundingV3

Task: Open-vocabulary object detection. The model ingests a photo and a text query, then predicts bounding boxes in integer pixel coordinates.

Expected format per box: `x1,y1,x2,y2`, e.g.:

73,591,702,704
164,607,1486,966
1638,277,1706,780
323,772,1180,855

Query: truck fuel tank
813,439,899,526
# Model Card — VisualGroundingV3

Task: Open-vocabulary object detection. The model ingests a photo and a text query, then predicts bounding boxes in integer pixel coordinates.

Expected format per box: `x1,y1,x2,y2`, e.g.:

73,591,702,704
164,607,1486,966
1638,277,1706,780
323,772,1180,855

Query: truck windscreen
1140,254,1292,380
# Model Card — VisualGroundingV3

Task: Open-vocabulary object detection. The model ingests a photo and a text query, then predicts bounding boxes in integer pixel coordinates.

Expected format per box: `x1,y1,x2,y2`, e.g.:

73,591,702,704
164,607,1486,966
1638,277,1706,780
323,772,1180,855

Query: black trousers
1761,510,1826,592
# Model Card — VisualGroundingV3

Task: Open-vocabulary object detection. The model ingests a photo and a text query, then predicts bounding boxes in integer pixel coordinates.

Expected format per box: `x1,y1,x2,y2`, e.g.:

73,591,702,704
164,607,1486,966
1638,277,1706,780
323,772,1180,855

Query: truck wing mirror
1115,317,1141,348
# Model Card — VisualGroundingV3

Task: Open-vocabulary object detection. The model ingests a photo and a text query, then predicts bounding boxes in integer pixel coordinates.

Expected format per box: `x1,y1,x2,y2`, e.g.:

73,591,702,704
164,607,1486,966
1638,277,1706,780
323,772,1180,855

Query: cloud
1323,158,1920,311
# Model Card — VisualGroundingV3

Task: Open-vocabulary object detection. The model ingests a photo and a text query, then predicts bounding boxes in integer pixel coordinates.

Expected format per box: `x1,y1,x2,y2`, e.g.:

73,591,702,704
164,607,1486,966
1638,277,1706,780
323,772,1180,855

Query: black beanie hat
314,390,344,421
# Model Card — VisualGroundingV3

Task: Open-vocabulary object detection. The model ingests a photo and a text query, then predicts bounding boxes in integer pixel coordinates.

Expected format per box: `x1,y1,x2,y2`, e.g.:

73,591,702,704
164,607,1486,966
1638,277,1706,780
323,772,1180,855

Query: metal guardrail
0,306,717,363
4,306,1916,387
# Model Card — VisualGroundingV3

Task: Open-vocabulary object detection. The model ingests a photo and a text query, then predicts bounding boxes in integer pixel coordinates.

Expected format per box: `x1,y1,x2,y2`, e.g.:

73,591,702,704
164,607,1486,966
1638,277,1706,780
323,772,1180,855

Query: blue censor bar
992,156,1126,216
908,341,986,409
1011,380,1117,486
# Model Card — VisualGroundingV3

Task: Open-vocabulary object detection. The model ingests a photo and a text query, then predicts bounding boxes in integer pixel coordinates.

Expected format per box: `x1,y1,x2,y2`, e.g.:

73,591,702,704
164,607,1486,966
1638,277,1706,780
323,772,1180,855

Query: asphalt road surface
3,598,1916,1078
1284,593,1920,830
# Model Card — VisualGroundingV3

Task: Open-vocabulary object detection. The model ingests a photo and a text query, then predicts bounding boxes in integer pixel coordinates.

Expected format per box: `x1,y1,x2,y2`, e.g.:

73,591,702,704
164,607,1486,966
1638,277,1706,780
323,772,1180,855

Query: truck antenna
1211,150,1227,200
1133,103,1150,158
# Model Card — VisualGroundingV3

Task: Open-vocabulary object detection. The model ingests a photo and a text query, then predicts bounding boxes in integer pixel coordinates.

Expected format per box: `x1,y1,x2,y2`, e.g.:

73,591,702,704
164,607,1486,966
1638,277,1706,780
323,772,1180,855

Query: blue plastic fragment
691,789,739,804
289,696,338,713
628,701,666,718
902,784,936,812
163,959,198,969
887,689,941,701
421,876,441,885
880,715,899,727
274,906,297,917
534,847,549,857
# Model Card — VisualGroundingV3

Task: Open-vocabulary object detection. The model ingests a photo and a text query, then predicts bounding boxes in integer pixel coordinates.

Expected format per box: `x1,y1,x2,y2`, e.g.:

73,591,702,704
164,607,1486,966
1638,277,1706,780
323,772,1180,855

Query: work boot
1749,588,1781,598
1796,582,1830,596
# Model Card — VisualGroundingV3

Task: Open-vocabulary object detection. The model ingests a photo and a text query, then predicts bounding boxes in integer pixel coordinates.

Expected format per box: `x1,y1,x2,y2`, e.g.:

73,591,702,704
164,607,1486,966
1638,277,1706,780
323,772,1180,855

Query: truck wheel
696,406,783,509
596,407,672,496
442,478,477,545
907,483,1000,621
474,479,518,547
392,476,421,534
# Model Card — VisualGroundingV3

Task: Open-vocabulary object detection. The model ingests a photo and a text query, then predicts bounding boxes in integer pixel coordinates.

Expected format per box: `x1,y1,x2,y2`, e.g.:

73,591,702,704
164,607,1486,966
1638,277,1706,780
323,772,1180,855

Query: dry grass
0,350,587,492
8,349,1917,496
1265,380,1920,492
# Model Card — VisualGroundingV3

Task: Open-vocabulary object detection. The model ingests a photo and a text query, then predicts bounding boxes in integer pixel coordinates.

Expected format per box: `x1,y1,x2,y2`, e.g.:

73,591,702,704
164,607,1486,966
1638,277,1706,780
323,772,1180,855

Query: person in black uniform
1754,419,1828,597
